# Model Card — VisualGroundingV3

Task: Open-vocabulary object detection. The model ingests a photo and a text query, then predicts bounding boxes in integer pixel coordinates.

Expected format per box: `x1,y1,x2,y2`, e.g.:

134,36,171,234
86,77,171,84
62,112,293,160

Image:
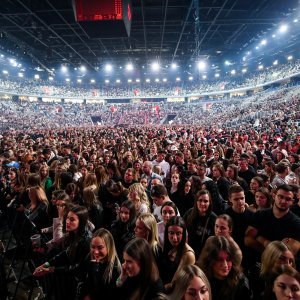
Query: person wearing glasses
245,184,300,256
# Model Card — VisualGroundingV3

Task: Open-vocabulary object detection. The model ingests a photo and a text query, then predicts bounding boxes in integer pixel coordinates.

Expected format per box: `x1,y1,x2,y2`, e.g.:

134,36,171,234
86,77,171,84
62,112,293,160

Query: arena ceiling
0,0,299,74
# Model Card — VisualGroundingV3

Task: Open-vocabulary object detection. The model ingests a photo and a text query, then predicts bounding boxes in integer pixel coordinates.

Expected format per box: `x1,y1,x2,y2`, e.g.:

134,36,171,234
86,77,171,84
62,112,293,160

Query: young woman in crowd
2,167,23,208
80,228,121,300
127,183,150,215
39,164,52,195
133,160,143,181
83,173,98,195
116,238,164,300
94,165,110,187
214,214,242,265
134,212,162,262
184,190,217,258
168,172,182,202
65,182,82,205
211,162,230,202
259,241,296,299
82,188,103,230
159,216,195,288
111,200,136,258
245,176,264,205
98,180,128,228
271,265,300,300
17,186,49,230
197,235,253,300
157,201,178,247
175,179,194,216
34,205,91,299
164,264,211,300
225,163,248,191
248,187,273,212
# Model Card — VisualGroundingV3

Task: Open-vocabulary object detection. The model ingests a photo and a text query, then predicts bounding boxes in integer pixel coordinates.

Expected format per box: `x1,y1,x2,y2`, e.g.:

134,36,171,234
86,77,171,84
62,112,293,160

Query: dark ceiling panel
0,0,298,73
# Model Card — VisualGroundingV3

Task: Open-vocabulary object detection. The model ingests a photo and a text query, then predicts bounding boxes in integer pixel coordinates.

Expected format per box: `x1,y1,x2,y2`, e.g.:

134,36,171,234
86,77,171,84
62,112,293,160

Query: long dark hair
120,199,136,227
163,216,187,265
186,189,212,228
65,205,89,261
197,236,243,298
68,205,89,238
124,238,160,300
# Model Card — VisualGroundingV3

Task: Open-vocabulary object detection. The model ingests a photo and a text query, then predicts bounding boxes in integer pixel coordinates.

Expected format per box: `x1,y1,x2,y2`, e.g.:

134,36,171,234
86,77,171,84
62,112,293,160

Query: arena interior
0,0,300,299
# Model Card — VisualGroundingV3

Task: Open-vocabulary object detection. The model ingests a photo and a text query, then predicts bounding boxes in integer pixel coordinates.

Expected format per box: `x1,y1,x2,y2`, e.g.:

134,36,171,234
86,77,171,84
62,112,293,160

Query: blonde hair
261,241,295,279
92,228,121,283
137,213,160,249
83,173,97,189
29,186,49,206
128,183,150,212
167,265,211,300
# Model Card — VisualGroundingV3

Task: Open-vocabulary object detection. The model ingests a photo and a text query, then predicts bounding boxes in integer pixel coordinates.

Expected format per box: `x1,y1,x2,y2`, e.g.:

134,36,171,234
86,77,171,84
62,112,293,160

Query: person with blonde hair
94,165,109,187
261,240,295,280
80,228,121,299
83,173,98,193
134,212,162,262
128,183,150,215
164,264,211,300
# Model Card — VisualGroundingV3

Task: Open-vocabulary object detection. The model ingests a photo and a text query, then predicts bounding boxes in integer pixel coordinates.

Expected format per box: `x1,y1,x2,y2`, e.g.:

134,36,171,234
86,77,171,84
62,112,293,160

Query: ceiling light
151,62,160,71
125,63,134,71
105,64,113,72
279,24,288,33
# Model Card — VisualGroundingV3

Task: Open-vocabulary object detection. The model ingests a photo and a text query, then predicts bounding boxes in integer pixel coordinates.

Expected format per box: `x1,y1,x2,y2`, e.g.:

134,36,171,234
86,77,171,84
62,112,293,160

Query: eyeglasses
276,194,294,202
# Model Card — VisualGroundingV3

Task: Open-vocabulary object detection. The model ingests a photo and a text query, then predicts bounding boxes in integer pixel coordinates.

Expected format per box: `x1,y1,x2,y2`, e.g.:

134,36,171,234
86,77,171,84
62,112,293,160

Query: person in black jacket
184,190,217,258
116,238,164,300
80,228,121,300
33,205,91,299
197,236,253,300
111,200,136,258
